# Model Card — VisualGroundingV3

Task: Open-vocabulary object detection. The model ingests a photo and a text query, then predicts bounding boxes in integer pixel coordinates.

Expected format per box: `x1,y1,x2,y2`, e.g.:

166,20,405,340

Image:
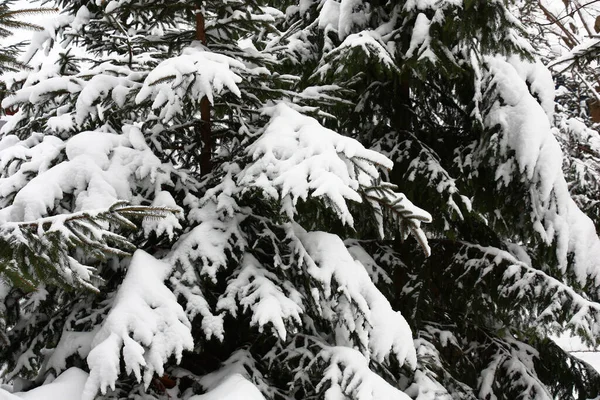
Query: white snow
316,346,412,400
507,55,555,121
45,331,96,375
216,253,303,341
0,125,168,223
403,0,462,12
82,250,193,400
316,30,399,78
405,13,435,62
240,102,394,227
406,339,454,399
483,56,600,285
142,190,183,240
338,0,370,40
318,0,340,31
189,374,265,400
167,173,248,341
135,44,244,122
2,368,88,400
290,224,417,367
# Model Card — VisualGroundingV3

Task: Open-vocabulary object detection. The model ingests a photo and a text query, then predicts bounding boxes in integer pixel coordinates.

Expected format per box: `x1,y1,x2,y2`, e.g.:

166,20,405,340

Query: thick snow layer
484,56,600,285
0,125,168,223
45,331,96,375
338,0,369,39
135,44,243,122
507,55,555,121
406,13,435,61
291,224,417,368
317,346,412,400
189,374,265,400
314,0,370,40
2,368,88,400
240,102,394,227
82,250,193,400
318,0,340,31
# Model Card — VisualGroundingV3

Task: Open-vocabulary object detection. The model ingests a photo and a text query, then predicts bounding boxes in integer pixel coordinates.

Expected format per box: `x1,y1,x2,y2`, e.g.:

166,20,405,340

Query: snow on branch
481,55,600,285
314,345,412,400
405,337,458,399
190,373,266,400
548,37,600,70
362,181,432,256
314,30,400,78
0,126,172,224
82,250,193,400
4,367,88,400
447,242,600,344
289,224,417,368
478,335,552,399
3,62,140,131
191,349,269,400
216,253,302,341
135,44,244,122
240,102,431,252
166,173,247,341
385,136,472,224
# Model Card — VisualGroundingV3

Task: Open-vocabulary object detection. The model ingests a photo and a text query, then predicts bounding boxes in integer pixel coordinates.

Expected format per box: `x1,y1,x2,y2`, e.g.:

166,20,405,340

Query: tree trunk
196,8,212,176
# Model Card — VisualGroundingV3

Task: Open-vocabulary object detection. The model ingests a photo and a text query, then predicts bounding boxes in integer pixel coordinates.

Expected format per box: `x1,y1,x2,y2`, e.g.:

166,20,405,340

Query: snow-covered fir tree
274,0,600,398
2,0,600,399
1,1,431,399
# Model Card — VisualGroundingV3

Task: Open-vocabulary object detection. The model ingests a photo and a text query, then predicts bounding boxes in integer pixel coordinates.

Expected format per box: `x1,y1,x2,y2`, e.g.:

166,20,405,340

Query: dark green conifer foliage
276,0,600,398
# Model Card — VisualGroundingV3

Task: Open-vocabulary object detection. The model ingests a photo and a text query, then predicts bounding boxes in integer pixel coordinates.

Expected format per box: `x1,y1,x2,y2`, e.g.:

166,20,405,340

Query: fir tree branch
0,203,180,292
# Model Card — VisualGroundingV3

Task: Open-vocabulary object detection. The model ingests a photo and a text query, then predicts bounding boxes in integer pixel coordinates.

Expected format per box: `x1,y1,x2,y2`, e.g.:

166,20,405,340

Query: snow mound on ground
189,374,265,400
3,368,88,400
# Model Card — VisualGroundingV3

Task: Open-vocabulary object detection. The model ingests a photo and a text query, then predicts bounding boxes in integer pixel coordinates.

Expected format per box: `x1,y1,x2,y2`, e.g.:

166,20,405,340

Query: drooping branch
0,202,180,292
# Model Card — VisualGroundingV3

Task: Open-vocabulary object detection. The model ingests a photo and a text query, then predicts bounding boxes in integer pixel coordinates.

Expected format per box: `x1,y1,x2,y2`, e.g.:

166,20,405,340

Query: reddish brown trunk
588,99,600,123
195,10,207,44
196,8,212,176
